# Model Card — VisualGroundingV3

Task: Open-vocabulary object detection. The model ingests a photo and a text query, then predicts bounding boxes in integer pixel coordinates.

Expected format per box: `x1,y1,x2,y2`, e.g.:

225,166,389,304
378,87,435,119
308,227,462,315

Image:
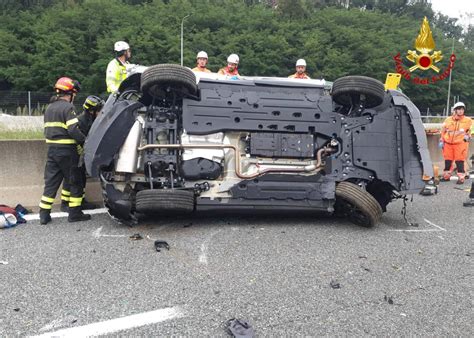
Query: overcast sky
430,0,473,27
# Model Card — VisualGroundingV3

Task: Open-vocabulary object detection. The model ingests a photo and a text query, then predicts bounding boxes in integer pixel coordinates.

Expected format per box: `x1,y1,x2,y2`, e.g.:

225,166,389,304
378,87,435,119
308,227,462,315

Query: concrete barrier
0,137,473,210
0,140,102,211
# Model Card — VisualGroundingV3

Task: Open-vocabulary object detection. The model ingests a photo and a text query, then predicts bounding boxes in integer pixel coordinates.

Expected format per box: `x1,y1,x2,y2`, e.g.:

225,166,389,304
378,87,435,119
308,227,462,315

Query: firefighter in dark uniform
77,95,105,209
39,77,91,224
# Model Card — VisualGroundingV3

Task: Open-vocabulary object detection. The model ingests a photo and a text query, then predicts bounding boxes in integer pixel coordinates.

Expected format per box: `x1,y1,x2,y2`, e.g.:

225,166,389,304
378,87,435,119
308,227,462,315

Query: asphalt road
0,180,473,336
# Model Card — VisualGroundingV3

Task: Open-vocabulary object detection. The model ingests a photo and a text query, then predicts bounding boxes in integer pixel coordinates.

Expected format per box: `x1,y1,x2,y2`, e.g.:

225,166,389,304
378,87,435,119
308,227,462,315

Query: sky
430,0,474,27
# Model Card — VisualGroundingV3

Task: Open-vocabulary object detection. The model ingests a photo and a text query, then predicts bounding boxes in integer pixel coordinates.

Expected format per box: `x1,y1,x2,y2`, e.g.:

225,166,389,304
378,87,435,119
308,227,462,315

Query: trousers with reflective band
39,146,83,210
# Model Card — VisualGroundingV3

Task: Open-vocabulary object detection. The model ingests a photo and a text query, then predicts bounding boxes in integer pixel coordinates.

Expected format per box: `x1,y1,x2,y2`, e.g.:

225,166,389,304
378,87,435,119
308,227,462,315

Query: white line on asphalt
92,226,127,238
199,230,222,265
23,208,107,221
31,306,184,338
388,218,447,232
423,218,447,231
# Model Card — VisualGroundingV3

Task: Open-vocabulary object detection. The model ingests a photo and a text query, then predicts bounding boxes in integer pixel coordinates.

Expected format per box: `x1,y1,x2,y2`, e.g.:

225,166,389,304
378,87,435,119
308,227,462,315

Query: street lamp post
180,13,192,66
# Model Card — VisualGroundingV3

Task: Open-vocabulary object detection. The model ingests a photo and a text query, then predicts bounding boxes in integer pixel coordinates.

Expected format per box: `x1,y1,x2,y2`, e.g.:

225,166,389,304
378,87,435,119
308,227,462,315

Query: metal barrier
0,91,102,116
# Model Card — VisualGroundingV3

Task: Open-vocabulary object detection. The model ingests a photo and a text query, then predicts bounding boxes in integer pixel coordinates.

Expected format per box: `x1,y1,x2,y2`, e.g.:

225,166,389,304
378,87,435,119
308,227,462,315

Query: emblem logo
406,17,442,72
392,16,456,85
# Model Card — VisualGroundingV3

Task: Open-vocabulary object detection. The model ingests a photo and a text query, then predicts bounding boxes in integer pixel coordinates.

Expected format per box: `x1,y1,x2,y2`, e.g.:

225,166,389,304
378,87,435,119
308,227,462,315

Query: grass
0,129,44,140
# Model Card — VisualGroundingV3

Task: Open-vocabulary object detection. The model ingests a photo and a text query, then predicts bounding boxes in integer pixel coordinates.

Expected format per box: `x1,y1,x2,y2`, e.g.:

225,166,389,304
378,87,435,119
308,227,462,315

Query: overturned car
84,64,432,227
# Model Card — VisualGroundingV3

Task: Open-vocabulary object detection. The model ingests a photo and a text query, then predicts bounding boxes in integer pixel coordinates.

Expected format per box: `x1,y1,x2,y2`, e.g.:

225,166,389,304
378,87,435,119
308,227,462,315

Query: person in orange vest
218,54,240,76
192,51,212,73
288,59,310,79
440,102,472,184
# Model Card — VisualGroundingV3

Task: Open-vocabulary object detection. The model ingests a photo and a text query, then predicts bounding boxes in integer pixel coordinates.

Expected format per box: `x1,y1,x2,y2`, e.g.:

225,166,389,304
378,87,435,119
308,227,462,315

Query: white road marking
38,316,76,333
199,230,222,265
24,208,107,221
388,218,447,232
92,226,127,238
423,218,447,231
31,306,184,338
0,261,8,265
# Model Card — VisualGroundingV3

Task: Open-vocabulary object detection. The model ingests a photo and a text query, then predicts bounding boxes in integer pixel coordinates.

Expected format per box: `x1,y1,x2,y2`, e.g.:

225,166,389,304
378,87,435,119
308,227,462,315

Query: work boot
60,201,69,212
81,198,98,210
456,175,465,185
68,207,91,223
463,198,474,207
441,172,451,181
39,209,52,225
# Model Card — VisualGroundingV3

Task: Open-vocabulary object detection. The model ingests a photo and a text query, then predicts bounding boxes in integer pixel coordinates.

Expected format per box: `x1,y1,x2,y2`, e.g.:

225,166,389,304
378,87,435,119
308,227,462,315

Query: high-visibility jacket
441,115,472,144
217,66,239,76
44,99,86,146
192,66,212,73
106,58,129,93
288,72,310,79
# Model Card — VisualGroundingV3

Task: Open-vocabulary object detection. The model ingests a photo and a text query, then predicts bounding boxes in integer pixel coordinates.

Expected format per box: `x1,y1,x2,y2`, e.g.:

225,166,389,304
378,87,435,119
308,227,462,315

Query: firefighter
288,59,310,79
217,54,240,76
440,102,472,184
39,77,91,224
77,95,105,209
192,51,212,73
106,41,131,93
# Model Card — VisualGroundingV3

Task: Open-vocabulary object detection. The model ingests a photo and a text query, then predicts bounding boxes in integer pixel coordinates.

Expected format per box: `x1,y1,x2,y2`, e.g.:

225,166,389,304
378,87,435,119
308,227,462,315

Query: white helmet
197,51,208,59
114,41,130,52
453,101,465,109
227,54,239,64
296,59,306,67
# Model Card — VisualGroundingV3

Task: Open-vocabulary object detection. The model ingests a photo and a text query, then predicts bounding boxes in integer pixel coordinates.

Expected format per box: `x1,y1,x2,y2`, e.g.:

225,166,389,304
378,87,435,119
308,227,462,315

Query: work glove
463,134,470,142
438,140,444,149
77,144,84,155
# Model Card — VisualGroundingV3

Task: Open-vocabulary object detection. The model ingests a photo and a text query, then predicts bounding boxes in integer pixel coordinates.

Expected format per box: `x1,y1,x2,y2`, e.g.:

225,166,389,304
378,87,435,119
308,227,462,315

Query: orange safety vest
441,115,472,144
288,72,310,79
217,66,239,76
192,66,212,73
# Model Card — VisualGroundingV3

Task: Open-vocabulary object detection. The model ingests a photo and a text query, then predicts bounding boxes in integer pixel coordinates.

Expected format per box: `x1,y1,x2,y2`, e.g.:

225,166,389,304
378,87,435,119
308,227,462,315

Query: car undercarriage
84,64,433,227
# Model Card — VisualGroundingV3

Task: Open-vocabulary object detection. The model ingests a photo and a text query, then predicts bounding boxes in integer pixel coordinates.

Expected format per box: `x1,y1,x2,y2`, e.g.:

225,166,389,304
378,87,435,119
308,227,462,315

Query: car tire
135,189,195,213
140,64,197,99
335,181,383,227
332,76,385,108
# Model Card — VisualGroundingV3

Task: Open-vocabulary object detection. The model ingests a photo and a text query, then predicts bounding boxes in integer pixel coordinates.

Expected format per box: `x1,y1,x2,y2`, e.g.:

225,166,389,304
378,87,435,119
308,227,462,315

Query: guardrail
1,137,472,210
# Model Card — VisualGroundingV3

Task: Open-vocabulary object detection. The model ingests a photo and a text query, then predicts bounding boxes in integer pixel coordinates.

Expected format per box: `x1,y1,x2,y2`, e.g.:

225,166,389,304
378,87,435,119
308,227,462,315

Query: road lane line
199,230,222,265
388,218,447,232
24,208,107,221
423,218,447,231
92,226,127,238
31,306,184,337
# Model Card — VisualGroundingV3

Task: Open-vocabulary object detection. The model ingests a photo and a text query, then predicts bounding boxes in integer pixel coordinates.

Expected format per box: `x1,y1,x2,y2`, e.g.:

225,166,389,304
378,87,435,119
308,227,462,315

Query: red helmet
54,77,81,94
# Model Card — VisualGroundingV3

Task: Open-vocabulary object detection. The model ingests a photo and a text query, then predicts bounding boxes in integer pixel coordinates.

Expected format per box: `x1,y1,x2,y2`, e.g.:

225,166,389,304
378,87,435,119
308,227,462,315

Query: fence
0,91,101,116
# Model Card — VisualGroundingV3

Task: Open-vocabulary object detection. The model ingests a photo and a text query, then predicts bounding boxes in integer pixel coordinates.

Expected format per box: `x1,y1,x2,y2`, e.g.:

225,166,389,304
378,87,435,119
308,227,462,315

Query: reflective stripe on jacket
441,115,472,144
106,58,128,93
44,99,86,146
288,72,310,79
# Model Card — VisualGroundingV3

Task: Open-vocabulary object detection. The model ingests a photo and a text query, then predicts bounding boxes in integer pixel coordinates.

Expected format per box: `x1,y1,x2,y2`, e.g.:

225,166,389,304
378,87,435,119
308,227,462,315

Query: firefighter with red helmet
38,77,91,224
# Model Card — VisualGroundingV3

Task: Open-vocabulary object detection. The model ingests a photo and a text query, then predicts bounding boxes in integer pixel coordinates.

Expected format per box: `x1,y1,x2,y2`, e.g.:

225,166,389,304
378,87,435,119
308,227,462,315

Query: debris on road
154,240,170,252
330,280,341,289
13,308,20,312
226,318,254,338
0,261,8,265
384,295,394,305
129,233,143,241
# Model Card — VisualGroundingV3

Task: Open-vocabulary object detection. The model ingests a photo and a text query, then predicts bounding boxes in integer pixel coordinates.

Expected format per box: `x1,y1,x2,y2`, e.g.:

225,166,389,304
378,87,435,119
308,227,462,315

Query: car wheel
335,181,383,227
135,189,195,213
332,76,385,109
140,64,197,99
